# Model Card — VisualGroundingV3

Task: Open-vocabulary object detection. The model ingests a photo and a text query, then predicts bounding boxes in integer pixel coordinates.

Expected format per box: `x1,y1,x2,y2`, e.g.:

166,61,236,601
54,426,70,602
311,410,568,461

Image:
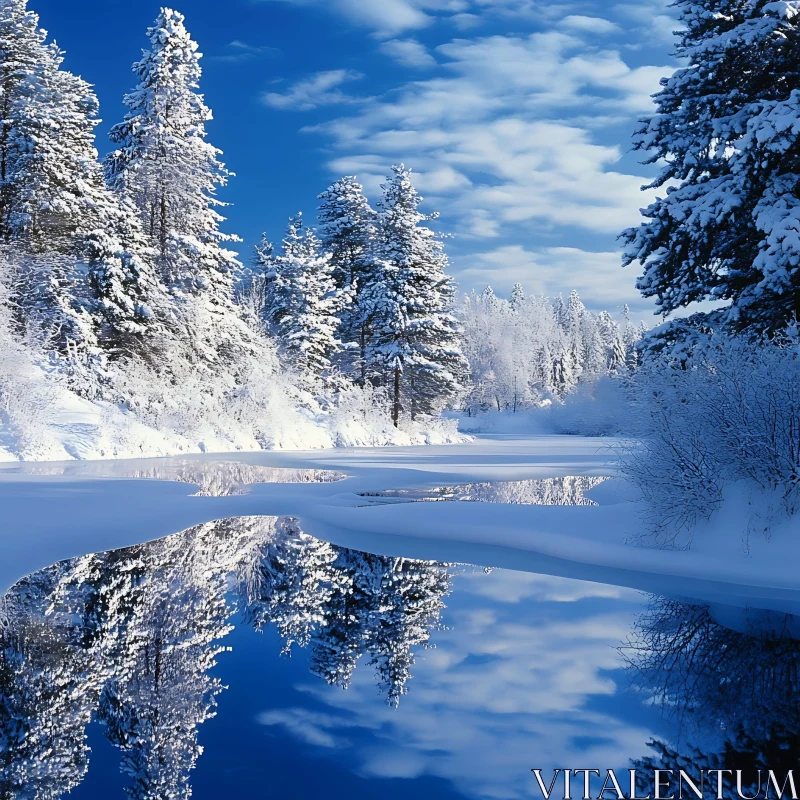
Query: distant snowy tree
265,213,342,381
460,286,634,410
510,282,525,312
622,0,800,333
365,165,467,425
317,176,376,382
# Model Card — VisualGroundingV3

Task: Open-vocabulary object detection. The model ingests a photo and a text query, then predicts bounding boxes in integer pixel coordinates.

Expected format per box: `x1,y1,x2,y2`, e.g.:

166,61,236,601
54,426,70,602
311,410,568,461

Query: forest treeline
0,1,636,456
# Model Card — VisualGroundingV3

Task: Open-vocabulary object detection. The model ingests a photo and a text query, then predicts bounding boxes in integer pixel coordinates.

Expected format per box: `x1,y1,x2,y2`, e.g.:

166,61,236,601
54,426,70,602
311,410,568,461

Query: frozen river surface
0,435,797,798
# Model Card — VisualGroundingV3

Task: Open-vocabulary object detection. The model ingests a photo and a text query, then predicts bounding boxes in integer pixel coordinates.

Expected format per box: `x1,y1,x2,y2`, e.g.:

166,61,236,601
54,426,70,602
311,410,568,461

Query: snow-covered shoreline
0,379,471,463
2,434,798,619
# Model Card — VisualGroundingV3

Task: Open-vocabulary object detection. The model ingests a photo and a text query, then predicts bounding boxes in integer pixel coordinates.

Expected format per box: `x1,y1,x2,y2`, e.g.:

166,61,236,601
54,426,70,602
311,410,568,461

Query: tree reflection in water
0,517,452,799
622,596,800,796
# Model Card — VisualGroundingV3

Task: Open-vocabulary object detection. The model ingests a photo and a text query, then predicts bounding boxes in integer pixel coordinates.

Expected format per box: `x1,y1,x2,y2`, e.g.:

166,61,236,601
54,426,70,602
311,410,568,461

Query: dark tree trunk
392,365,401,428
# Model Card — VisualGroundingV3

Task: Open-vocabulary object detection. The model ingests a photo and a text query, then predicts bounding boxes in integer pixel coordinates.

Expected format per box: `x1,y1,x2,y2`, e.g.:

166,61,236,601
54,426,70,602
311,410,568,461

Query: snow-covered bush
0,261,59,457
621,335,800,547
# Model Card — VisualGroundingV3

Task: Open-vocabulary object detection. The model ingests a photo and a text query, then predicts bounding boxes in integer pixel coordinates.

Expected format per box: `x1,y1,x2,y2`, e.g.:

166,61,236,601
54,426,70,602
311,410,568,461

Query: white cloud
560,14,621,35
379,38,438,68
210,40,280,63
450,12,481,29
258,0,472,36
457,245,647,311
458,568,639,604
262,2,677,309
297,31,667,244
263,69,366,111
257,708,370,748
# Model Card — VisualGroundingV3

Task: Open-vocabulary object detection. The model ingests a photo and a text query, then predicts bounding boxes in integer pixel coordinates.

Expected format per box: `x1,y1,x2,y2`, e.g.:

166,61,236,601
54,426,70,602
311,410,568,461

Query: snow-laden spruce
266,213,343,382
105,8,255,369
0,0,163,359
107,8,238,301
317,176,377,383
364,165,469,425
622,0,800,335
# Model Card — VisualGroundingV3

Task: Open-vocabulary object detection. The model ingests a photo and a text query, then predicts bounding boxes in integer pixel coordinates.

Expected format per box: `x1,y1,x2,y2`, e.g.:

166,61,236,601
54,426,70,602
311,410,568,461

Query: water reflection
0,461,345,496
360,476,608,506
0,518,451,798
623,596,800,796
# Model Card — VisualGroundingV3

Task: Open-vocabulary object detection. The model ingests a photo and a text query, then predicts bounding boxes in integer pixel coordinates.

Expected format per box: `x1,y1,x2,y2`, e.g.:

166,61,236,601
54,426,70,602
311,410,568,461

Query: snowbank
0,369,467,462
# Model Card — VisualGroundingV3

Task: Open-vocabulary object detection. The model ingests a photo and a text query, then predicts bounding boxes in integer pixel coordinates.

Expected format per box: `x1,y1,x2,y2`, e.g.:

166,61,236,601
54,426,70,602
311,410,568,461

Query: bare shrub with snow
621,336,800,547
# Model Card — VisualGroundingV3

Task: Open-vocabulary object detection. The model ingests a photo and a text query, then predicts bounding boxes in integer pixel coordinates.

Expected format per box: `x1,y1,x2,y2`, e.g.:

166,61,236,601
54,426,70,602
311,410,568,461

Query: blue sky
33,0,678,317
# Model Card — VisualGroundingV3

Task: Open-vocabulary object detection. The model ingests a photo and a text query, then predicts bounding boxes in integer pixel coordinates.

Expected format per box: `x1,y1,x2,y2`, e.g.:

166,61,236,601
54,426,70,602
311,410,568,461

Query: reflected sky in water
0,514,673,800
10,496,797,800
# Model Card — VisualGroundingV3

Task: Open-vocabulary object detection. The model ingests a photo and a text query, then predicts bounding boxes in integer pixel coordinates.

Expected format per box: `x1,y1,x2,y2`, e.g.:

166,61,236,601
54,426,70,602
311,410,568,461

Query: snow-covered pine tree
0,0,46,242
621,304,641,368
236,232,275,326
107,9,240,314
367,557,451,707
309,549,377,690
598,310,626,372
0,0,164,357
265,213,342,382
245,520,338,654
317,176,376,382
510,282,525,312
365,164,468,425
622,0,800,334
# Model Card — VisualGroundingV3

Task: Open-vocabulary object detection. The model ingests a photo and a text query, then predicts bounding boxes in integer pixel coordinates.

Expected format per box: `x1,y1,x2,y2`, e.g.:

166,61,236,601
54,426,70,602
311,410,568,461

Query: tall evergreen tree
0,0,164,357
0,0,47,242
317,176,377,382
106,8,239,307
265,213,341,381
364,165,467,426
622,0,800,333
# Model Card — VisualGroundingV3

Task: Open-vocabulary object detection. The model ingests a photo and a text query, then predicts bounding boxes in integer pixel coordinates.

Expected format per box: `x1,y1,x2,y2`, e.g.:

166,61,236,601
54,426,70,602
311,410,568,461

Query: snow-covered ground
0,373,469,463
2,433,799,616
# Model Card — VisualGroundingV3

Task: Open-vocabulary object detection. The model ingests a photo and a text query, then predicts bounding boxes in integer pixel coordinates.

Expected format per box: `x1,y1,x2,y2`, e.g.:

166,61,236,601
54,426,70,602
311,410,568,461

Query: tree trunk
360,325,367,387
392,365,401,428
159,190,168,258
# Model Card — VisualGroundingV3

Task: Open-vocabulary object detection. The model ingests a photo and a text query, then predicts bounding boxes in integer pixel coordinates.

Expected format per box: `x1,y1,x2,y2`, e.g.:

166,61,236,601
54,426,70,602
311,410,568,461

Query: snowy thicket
0,516,452,794
626,597,800,795
262,166,468,421
459,286,642,412
620,334,800,547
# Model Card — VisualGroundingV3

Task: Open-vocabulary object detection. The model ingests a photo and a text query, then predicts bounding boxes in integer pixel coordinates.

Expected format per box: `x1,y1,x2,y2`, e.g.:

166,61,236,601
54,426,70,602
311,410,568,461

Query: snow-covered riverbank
2,434,798,616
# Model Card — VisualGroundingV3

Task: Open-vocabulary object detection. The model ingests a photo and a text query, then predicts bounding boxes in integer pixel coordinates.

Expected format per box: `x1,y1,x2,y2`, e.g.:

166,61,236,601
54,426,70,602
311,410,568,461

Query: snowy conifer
365,165,467,425
622,0,800,332
107,8,239,305
0,0,46,241
266,213,342,381
367,557,451,707
510,282,525,312
317,176,376,382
